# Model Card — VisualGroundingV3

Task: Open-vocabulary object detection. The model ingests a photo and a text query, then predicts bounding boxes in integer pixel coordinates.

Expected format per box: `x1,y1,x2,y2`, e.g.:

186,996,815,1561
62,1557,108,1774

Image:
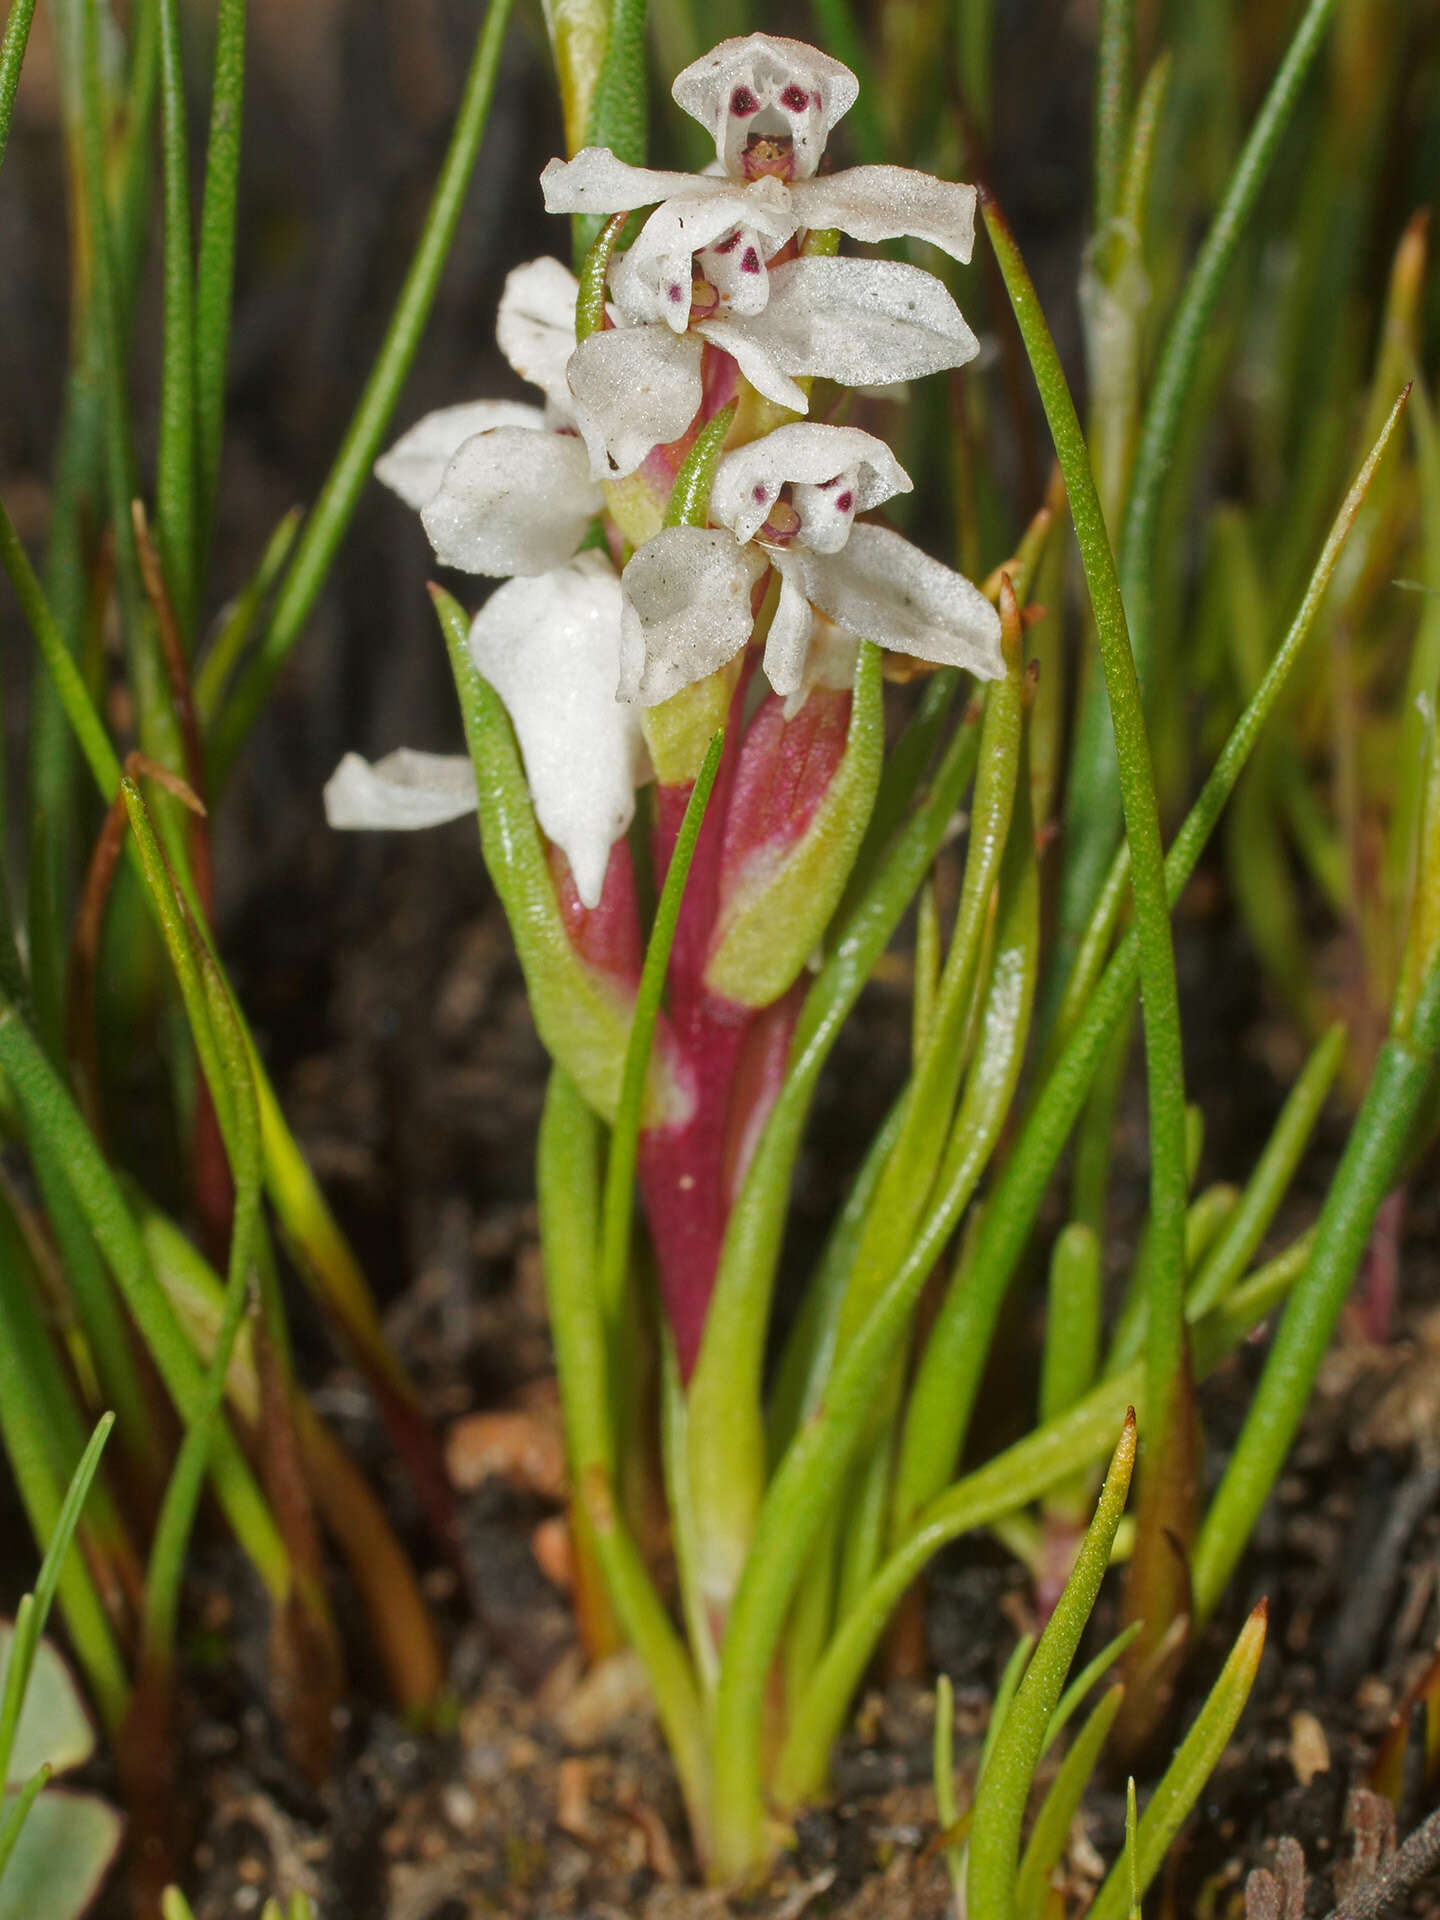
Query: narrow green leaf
155,0,198,639
0,0,38,180
1087,1605,1267,1920
1015,1687,1123,1920
194,0,246,562
966,1414,1136,1920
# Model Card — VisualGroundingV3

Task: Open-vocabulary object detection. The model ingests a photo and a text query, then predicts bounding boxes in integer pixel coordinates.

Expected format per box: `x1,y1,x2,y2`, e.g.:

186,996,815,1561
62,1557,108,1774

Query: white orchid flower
540,35,981,478
374,255,607,577
618,422,1003,708
326,555,648,911
330,266,648,909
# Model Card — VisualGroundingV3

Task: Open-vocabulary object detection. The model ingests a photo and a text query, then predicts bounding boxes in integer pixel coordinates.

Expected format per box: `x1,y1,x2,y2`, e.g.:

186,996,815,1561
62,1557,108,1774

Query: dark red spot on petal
713,230,742,254
741,248,761,274
818,475,841,488
753,483,768,502
781,84,809,111
668,283,685,302
730,86,758,115
835,492,854,513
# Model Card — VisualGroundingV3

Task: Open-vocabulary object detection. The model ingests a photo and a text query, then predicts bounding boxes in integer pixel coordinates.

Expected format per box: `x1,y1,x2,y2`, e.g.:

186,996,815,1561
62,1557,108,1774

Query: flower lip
710,422,911,548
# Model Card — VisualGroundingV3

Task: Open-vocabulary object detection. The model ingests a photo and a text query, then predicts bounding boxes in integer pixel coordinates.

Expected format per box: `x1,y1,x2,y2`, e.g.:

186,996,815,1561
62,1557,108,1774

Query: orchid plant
320,18,1437,1895
2,0,1438,1911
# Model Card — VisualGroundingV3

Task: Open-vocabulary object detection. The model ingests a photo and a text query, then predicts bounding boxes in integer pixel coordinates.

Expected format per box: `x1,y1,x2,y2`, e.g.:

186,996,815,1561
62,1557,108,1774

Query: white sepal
566,325,705,478
733,256,980,391
540,148,699,216
802,522,1004,678
374,401,545,511
710,422,910,546
420,426,601,576
671,34,858,179
324,749,478,830
495,255,582,418
790,167,977,263
693,317,808,412
469,555,646,909
619,525,762,704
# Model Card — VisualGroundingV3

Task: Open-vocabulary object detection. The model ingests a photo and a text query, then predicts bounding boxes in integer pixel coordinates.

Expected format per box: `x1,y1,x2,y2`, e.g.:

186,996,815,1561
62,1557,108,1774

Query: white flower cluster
327,35,1003,908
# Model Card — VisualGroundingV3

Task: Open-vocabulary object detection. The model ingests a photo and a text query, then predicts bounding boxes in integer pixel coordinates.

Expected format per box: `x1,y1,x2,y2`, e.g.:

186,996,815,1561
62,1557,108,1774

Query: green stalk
155,0,198,640
537,1069,709,1848
1059,0,1342,942
1015,1686,1123,1920
140,940,263,1665
1091,0,1134,231
0,0,37,178
966,1415,1136,1920
1191,952,1440,1623
983,199,1190,1563
209,0,518,786
890,384,1409,1536
194,0,247,567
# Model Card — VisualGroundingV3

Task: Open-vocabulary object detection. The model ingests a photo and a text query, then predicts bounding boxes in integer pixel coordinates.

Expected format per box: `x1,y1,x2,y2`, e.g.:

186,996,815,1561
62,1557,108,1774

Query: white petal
541,148,701,216
732,256,980,387
469,555,645,909
495,256,581,417
566,326,705,479
671,35,858,179
710,422,911,545
420,427,601,576
619,526,761,705
612,181,794,330
324,749,477,830
802,523,1003,678
790,167,977,262
374,401,545,510
761,552,814,697
695,316,807,412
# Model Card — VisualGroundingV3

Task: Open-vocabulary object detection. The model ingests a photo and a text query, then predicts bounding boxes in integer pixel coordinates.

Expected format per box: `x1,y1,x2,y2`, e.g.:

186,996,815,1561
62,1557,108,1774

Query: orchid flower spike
541,34,981,479
326,261,649,910
619,422,1004,708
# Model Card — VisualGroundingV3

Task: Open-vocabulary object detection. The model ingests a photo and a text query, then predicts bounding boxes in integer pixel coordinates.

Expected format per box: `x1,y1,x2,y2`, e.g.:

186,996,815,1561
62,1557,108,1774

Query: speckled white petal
618,525,761,704
803,523,1003,678
710,422,910,545
324,749,478,830
734,256,980,388
790,168,977,262
541,149,702,216
672,35,858,179
694,317,807,413
420,427,601,576
761,551,814,697
495,256,581,417
374,402,545,510
469,555,644,908
566,325,706,478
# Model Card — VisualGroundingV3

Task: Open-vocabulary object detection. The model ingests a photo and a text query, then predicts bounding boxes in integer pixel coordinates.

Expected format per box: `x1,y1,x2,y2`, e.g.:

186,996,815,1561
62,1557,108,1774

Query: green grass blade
1087,1605,1267,1920
1016,1686,1123,1920
966,1414,1136,1920
0,1763,51,1879
155,0,198,640
0,0,38,179
194,0,246,564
